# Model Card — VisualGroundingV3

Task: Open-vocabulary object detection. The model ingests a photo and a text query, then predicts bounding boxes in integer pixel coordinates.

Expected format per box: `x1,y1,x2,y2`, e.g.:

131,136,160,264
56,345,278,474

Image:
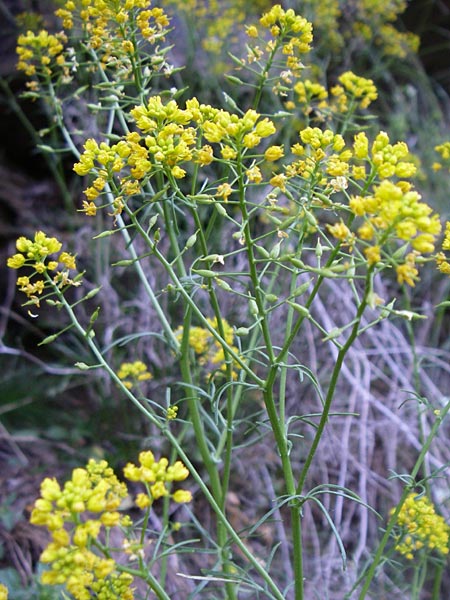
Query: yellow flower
411,233,435,254
327,221,351,242
172,489,192,503
150,480,168,499
396,262,418,287
171,165,186,178
394,493,450,559
135,492,151,509
100,511,121,527
59,251,77,270
221,146,237,160
216,183,233,201
436,253,450,274
117,360,152,388
353,132,369,159
166,461,189,481
338,71,378,109
246,165,263,183
7,254,26,269
195,144,214,166
270,173,287,191
167,406,178,420
264,146,284,162
364,245,381,265
442,221,450,250
245,25,258,38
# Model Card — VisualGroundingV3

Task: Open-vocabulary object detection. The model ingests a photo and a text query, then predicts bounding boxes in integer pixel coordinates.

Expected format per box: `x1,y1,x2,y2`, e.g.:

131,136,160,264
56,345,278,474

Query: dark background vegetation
0,0,449,597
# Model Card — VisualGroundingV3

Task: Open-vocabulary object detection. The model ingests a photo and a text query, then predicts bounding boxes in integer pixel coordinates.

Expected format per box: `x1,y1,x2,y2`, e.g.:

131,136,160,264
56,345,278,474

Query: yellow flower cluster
293,79,328,116
279,127,350,189
351,130,417,180
166,0,270,62
324,130,440,285
7,231,79,305
74,96,277,213
271,125,438,286
30,459,133,599
350,178,440,284
331,71,378,112
117,360,152,390
0,584,7,600
433,141,450,172
55,0,170,74
302,0,418,58
354,0,419,58
300,0,342,51
16,29,68,81
247,4,313,78
30,454,191,598
123,450,192,507
75,133,156,215
393,493,450,560
130,96,199,179
200,105,276,151
175,317,241,379
436,221,450,275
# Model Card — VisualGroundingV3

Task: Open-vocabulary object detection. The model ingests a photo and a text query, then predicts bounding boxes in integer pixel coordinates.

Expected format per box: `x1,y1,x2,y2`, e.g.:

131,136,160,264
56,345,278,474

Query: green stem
431,562,444,600
356,398,450,598
263,376,304,600
296,269,374,496
116,562,171,600
234,151,303,597
179,307,236,600
128,208,262,383
252,37,283,111
51,281,285,600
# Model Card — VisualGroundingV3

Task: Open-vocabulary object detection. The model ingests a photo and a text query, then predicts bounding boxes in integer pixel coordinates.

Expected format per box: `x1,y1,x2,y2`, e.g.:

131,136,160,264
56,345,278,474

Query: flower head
393,493,449,560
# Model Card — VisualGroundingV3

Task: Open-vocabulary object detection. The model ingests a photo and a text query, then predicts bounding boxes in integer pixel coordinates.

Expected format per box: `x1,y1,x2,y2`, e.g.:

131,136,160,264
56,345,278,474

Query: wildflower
246,165,263,183
16,29,68,80
435,222,450,275
0,584,8,600
396,254,419,287
117,360,152,389
7,232,79,305
393,493,450,560
216,183,233,201
364,245,381,265
264,145,284,162
194,144,214,166
174,317,242,380
442,221,450,251
353,132,369,159
434,141,450,172
245,25,258,38
259,5,313,75
172,489,192,503
436,253,450,274
167,406,178,420
327,221,354,248
294,80,328,109
221,146,238,160
30,459,133,598
270,173,287,192
123,451,191,507
338,71,378,109
55,0,171,81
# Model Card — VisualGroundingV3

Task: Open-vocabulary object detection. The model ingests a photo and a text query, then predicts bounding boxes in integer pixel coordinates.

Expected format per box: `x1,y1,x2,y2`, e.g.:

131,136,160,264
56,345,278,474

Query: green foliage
2,2,450,599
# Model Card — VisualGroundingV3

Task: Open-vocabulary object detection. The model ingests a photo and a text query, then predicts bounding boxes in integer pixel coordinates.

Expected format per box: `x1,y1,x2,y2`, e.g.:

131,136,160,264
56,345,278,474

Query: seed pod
248,298,259,316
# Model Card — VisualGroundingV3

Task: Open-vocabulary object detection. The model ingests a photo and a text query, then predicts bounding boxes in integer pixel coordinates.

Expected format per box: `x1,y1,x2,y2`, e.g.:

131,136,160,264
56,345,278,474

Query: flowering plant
4,2,450,599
